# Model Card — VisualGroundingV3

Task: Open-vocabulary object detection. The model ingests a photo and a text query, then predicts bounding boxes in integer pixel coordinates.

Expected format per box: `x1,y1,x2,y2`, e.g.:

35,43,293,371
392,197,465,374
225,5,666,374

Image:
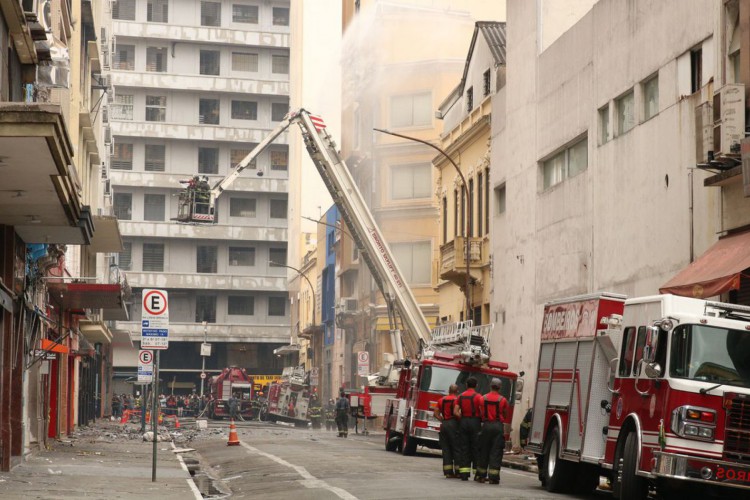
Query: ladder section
292,110,432,354
425,320,493,366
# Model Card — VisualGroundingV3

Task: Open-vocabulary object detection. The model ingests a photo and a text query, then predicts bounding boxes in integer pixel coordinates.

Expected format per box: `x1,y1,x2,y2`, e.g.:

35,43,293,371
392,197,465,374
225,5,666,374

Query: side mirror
515,378,524,403
644,362,662,379
644,326,659,363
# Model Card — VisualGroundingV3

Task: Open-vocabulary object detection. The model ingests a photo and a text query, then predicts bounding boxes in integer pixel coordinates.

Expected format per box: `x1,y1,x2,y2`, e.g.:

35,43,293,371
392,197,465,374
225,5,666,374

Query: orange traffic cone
174,417,180,429
227,419,240,446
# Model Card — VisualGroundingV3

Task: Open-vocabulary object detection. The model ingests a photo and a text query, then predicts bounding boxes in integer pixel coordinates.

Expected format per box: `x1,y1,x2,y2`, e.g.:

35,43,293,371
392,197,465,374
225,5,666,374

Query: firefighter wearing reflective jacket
454,377,484,481
434,384,460,478
476,378,510,484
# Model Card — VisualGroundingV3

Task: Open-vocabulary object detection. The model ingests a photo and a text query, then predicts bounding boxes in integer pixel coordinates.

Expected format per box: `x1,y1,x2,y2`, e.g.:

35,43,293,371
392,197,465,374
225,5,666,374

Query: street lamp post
270,261,316,335
200,320,208,397
373,128,473,322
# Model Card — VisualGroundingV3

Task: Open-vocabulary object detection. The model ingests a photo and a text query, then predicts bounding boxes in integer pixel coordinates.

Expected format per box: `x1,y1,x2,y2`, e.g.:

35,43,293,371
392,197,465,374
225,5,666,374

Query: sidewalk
0,421,200,500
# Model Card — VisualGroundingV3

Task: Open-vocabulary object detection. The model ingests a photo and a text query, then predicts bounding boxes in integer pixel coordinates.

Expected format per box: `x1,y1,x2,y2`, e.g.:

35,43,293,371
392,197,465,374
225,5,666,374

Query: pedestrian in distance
111,394,121,418
228,393,240,420
335,390,350,438
454,377,484,481
325,399,336,431
476,378,510,485
434,383,460,478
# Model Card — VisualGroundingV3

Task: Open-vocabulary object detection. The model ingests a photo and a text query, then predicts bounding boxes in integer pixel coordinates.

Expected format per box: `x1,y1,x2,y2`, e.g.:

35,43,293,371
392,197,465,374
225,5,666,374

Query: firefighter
454,377,484,481
195,176,210,214
325,399,336,431
434,383,460,478
335,390,350,438
520,408,532,448
477,378,510,484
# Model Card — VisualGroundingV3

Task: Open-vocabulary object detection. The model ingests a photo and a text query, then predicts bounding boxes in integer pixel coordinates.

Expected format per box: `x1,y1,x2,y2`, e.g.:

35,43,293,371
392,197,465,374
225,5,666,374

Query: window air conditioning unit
102,105,109,124
339,297,358,313
695,101,712,162
101,161,108,180
104,126,111,144
104,179,112,197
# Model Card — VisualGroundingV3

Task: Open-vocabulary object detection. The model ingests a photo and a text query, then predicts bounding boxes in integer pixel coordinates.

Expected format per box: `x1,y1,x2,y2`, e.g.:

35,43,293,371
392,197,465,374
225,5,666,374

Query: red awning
41,338,69,354
659,230,750,298
47,282,128,320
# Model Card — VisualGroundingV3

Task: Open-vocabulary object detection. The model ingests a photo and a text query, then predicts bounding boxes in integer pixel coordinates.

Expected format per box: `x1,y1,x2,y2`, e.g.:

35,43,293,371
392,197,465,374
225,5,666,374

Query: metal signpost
141,289,169,482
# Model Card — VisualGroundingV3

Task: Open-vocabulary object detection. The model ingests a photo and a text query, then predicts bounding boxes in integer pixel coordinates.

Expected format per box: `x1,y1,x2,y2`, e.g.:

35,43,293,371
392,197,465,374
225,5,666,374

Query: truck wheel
541,427,572,493
385,426,399,452
619,432,648,500
401,418,418,456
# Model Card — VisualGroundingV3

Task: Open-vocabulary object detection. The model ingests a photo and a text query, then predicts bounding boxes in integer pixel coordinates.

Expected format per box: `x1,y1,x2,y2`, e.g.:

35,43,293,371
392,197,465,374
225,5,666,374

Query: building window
114,44,135,71
272,55,289,74
198,147,219,174
599,105,610,144
113,193,132,220
144,194,165,221
199,50,220,76
442,196,447,243
268,296,286,316
112,0,136,20
485,167,490,231
119,242,132,270
232,4,258,23
270,199,287,219
390,92,431,128
201,1,221,27
231,148,255,169
691,47,702,94
542,137,588,190
229,198,256,217
197,245,217,273
483,69,491,97
229,247,255,266
272,7,290,26
477,172,483,236
269,248,287,266
643,75,659,121
199,98,220,125
146,47,167,72
228,296,254,315
468,178,474,237
231,100,257,120
271,103,287,121
232,52,258,72
616,90,634,135
270,150,288,171
453,189,458,237
392,241,431,285
143,243,165,272
147,0,169,22
495,184,506,214
460,189,465,237
195,295,216,323
466,86,473,112
112,94,133,121
112,143,133,170
146,95,166,122
391,163,430,200
144,144,165,171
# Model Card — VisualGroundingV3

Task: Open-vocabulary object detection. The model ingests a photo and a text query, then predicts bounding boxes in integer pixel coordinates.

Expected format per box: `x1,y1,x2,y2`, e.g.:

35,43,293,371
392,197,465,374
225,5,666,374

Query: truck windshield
670,324,750,387
419,365,514,400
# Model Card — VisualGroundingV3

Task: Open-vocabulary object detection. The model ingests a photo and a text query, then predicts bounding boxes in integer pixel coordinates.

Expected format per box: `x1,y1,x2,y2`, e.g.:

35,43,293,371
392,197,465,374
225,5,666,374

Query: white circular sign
200,372,207,379
139,350,153,364
143,290,168,316
357,351,369,363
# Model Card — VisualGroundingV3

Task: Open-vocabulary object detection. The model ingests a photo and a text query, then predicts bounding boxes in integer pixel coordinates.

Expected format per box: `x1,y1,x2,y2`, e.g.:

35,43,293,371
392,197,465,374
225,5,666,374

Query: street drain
192,471,226,498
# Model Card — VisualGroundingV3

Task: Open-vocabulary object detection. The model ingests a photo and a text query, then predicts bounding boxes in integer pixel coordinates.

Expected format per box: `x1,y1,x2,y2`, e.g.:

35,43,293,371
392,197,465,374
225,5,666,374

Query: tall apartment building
107,0,291,388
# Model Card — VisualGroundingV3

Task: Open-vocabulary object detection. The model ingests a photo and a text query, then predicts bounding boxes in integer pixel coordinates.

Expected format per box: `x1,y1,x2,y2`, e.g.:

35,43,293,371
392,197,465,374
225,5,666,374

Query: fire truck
259,366,311,428
528,292,750,499
206,366,255,420
382,321,520,455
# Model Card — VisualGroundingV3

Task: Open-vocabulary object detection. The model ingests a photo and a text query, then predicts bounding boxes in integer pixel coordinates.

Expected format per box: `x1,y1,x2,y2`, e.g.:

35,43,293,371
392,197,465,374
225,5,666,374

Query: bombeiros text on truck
528,292,750,499
176,109,522,450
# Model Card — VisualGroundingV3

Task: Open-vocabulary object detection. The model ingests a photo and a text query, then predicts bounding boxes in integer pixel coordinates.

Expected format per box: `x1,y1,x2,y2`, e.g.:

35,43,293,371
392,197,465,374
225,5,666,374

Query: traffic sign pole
152,350,159,482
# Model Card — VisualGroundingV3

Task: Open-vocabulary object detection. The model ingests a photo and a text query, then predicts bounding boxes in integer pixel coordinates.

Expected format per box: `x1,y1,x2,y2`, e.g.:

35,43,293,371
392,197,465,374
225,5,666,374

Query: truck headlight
671,405,716,442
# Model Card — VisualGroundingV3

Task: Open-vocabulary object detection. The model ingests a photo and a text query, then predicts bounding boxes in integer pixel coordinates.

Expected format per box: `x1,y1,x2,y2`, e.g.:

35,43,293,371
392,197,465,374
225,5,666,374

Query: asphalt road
188,421,610,500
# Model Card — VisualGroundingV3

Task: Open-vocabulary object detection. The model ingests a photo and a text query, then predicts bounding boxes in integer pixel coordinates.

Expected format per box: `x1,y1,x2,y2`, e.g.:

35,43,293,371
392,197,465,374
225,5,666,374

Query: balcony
439,236,489,286
110,120,289,144
111,71,289,96
112,20,289,48
109,171,288,192
118,321,289,344
116,221,287,242
122,272,286,291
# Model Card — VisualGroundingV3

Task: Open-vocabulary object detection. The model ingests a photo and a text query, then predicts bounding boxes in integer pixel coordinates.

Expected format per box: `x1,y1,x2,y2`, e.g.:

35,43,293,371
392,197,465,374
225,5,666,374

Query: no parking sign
357,351,369,376
141,289,169,349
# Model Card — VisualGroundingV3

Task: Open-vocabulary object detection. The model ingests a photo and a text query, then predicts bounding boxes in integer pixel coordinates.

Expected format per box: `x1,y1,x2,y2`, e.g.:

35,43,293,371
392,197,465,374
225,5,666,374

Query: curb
502,455,538,474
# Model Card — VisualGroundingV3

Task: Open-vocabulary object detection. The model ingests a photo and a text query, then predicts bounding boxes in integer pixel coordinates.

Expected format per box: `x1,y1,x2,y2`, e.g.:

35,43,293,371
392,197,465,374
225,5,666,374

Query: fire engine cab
528,292,750,499
206,366,255,420
259,366,310,428
383,321,520,455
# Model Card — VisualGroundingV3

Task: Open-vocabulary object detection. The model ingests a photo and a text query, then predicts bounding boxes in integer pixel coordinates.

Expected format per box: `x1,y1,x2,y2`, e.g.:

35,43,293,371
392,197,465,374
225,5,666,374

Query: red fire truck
206,366,255,420
528,292,750,499
383,321,521,455
259,366,311,428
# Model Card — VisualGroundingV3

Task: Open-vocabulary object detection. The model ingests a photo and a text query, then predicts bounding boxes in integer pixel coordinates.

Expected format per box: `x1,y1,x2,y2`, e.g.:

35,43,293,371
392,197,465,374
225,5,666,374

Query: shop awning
48,282,128,320
659,230,750,298
41,338,69,354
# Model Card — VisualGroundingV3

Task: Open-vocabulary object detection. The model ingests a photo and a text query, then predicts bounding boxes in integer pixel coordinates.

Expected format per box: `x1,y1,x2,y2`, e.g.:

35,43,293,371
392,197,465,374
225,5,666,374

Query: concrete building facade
492,0,724,427
107,0,291,389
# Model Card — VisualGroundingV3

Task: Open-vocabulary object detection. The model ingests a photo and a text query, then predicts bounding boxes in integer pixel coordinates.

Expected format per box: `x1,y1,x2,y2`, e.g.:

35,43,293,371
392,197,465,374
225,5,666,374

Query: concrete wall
493,0,720,430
